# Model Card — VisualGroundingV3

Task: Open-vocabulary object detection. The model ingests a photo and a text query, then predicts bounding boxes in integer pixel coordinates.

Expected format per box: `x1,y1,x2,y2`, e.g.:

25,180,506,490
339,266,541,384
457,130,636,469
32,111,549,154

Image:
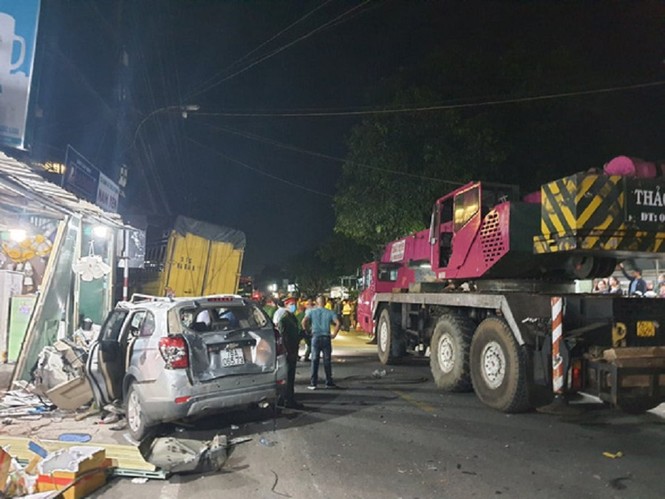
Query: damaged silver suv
86,294,287,440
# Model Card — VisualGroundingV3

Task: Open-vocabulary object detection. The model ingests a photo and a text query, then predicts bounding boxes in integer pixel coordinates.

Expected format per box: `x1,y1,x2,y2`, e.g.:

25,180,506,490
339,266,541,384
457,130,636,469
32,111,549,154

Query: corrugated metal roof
0,151,126,228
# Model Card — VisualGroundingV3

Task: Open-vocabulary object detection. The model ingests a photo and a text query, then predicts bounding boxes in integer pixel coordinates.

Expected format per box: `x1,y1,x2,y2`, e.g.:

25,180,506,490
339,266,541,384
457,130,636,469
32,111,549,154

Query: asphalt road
93,331,665,498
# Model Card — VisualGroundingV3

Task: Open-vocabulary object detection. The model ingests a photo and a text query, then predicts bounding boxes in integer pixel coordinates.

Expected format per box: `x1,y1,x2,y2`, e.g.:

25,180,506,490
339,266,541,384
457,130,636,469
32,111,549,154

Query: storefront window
17,216,80,380
77,223,115,327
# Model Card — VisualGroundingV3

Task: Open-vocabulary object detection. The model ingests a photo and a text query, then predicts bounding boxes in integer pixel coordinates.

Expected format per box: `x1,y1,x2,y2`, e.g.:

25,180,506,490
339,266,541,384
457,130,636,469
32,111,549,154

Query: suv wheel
126,383,149,441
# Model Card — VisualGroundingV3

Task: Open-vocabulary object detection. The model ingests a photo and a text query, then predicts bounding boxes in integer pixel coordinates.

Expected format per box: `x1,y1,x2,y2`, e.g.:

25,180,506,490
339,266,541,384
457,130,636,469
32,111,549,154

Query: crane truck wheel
430,315,475,392
591,257,617,278
377,308,404,365
470,317,531,413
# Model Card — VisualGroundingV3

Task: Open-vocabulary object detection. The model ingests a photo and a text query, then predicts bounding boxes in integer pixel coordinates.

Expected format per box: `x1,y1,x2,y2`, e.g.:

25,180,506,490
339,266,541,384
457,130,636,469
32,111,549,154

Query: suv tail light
273,327,285,356
159,335,189,369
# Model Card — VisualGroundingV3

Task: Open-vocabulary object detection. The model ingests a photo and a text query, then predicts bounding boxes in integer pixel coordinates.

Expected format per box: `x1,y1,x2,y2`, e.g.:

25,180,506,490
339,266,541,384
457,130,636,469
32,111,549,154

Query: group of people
261,294,347,409
593,267,665,297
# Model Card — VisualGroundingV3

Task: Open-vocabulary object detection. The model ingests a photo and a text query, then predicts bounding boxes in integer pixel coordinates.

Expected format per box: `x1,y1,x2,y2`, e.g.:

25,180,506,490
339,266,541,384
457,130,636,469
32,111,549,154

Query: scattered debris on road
258,436,277,447
139,434,251,474
270,469,291,498
0,442,111,497
602,451,624,459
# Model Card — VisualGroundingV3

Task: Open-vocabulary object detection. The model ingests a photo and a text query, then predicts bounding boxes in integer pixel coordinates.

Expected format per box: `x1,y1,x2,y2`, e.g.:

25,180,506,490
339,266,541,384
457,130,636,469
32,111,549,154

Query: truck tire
470,317,531,413
430,315,474,392
377,308,404,365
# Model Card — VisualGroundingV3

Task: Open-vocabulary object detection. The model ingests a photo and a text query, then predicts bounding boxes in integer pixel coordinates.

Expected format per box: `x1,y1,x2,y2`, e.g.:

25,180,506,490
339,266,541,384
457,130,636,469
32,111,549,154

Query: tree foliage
334,2,665,249
334,88,505,248
284,249,336,298
318,233,372,276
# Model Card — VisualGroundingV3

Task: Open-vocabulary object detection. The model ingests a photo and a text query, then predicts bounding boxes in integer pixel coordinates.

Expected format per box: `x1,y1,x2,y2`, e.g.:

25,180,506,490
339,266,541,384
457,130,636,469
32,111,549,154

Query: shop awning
0,151,126,228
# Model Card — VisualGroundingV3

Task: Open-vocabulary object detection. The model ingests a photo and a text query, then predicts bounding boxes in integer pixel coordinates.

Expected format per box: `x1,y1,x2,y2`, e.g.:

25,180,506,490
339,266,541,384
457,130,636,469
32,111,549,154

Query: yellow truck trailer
140,216,245,297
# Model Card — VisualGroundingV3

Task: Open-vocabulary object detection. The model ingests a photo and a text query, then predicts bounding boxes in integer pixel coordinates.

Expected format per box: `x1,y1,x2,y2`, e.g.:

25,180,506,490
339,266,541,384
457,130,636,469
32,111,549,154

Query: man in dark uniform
620,262,647,296
296,298,312,361
277,299,304,409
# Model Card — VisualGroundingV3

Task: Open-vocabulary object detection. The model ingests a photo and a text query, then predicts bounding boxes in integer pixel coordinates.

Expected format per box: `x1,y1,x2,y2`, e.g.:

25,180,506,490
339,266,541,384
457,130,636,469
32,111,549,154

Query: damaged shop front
0,154,236,496
0,153,124,392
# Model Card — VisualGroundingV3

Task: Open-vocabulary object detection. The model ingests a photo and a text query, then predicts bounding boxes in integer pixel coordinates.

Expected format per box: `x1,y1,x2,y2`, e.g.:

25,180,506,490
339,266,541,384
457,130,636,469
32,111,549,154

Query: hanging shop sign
0,0,41,149
63,145,119,213
96,171,119,212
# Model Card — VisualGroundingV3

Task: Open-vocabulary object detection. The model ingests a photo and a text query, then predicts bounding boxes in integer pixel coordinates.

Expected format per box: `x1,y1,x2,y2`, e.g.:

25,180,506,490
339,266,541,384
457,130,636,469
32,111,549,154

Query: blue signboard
63,145,100,203
0,0,40,149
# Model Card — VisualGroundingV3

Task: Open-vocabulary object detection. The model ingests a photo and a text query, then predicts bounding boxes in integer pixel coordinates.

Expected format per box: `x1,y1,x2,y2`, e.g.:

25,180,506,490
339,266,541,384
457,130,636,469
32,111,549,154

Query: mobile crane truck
357,157,665,413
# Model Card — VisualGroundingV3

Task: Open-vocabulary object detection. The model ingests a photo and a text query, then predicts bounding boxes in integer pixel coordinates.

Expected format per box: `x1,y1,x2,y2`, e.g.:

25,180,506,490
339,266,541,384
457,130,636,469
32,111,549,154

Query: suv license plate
221,348,245,367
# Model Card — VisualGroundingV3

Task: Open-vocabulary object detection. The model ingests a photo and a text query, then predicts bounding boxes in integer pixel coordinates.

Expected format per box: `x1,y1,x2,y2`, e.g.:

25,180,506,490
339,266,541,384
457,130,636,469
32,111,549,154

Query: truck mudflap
585,347,665,409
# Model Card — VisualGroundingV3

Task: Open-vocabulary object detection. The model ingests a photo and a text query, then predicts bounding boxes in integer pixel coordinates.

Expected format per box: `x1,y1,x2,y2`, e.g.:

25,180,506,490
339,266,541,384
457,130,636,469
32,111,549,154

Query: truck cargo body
137,217,246,298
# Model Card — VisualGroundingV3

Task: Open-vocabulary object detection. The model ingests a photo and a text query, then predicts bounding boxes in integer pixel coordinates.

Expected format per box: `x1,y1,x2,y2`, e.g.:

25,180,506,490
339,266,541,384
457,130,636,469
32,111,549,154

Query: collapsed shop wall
14,217,74,382
13,216,118,383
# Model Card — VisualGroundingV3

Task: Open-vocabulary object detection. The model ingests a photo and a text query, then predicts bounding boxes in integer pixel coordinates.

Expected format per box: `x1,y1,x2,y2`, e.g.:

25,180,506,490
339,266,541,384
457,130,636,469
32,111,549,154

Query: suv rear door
175,299,278,383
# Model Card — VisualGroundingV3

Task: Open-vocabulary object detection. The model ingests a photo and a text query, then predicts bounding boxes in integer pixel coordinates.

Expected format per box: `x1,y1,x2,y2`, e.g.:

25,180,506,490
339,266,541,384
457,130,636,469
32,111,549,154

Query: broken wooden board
0,436,158,474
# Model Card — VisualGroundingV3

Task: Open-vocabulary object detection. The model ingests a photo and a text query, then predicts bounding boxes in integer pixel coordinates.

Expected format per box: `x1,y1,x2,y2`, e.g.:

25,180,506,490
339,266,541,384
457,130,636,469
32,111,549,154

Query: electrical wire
318,0,379,30
188,0,337,98
188,0,373,99
194,80,665,117
185,136,334,199
195,120,464,185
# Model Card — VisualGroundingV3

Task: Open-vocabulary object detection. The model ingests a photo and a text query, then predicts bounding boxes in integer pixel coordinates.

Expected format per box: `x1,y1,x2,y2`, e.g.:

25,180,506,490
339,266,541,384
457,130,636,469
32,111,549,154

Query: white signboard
0,0,40,149
390,239,406,263
96,171,120,213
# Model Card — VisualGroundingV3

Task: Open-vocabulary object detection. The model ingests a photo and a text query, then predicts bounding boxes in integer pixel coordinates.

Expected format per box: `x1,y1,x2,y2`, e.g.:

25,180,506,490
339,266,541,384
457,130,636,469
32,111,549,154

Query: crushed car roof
119,294,248,311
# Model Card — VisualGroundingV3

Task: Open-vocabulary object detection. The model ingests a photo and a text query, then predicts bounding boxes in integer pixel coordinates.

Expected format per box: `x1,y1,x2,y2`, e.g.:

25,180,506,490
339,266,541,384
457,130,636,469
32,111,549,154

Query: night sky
26,1,665,274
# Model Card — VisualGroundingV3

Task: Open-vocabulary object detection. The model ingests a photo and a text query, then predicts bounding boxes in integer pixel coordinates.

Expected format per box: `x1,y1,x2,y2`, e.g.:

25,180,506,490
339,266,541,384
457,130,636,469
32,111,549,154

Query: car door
447,183,482,273
126,309,162,384
86,308,129,407
87,308,148,406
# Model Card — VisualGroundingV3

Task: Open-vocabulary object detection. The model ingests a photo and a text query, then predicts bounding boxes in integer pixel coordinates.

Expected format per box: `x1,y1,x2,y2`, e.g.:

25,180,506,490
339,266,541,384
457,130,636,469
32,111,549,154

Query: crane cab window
454,186,479,232
359,267,373,290
377,263,399,282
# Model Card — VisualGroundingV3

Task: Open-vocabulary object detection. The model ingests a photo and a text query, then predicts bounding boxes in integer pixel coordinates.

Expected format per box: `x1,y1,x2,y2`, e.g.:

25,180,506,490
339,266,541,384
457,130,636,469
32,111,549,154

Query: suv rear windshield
178,303,269,333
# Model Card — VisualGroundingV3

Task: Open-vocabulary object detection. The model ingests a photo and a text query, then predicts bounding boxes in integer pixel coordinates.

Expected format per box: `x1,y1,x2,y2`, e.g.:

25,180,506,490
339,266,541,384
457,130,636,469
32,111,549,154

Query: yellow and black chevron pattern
533,173,665,255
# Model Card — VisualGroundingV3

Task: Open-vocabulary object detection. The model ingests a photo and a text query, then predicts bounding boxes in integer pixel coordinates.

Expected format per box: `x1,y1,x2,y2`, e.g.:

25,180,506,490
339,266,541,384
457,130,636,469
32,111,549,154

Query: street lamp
125,103,199,212
131,104,200,151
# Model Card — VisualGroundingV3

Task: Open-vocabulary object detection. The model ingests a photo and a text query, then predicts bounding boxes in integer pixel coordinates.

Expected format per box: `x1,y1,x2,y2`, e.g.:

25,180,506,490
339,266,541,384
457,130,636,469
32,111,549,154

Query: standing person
272,297,290,326
644,281,658,297
302,296,341,390
263,296,277,319
593,278,608,293
620,263,647,296
350,299,357,330
295,299,312,361
608,276,622,295
276,300,304,409
341,299,352,331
